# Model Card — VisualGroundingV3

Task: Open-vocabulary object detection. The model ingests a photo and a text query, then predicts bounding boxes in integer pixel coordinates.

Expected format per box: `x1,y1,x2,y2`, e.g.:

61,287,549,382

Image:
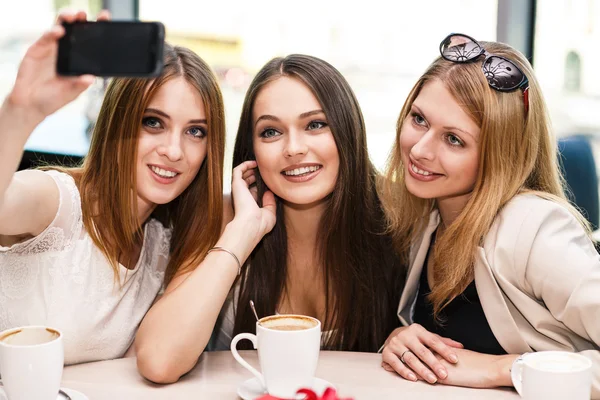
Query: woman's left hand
432,348,517,388
384,347,518,388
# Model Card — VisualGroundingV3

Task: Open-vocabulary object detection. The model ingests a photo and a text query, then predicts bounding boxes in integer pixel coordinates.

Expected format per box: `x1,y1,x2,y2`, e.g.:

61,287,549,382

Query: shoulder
37,169,81,211
494,193,582,235
43,169,77,187
485,193,594,281
13,169,62,200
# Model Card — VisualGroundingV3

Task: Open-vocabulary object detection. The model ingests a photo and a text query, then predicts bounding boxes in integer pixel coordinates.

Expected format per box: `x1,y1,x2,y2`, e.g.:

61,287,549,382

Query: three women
3,13,598,396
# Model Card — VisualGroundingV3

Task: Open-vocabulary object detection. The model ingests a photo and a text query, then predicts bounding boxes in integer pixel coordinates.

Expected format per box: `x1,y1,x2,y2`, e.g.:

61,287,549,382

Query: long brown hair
49,43,225,284
381,41,589,318
232,54,404,352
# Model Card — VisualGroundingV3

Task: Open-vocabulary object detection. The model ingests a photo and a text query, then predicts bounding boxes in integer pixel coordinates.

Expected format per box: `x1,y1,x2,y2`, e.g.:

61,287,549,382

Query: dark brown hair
232,54,404,351
51,43,225,283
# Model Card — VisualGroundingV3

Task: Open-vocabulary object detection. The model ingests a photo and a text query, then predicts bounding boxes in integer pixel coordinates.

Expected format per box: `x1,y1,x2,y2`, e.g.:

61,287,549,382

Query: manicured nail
450,354,458,363
408,373,417,381
438,369,447,379
427,373,437,383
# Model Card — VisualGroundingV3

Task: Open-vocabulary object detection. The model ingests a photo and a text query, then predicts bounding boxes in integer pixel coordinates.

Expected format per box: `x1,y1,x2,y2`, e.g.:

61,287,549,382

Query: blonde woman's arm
0,11,103,240
135,161,276,384
430,198,600,392
517,200,600,399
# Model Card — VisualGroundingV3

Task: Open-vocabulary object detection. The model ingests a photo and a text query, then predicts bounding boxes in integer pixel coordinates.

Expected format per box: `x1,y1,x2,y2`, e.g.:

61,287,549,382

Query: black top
412,233,506,355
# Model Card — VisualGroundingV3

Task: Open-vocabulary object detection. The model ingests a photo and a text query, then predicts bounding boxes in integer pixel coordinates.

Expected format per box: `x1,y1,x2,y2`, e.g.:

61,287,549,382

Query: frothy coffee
0,327,60,346
528,353,591,373
260,315,318,331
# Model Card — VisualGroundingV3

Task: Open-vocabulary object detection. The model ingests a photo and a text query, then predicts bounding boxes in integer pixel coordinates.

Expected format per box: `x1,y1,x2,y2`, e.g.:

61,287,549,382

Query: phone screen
57,21,164,77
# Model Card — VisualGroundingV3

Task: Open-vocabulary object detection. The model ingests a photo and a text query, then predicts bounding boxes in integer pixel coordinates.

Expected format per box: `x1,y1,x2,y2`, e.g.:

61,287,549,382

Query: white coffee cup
0,326,64,400
230,314,321,398
511,351,592,400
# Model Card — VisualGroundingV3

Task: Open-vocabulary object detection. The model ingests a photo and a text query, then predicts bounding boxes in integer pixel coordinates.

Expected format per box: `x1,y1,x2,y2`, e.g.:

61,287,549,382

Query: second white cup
511,351,592,400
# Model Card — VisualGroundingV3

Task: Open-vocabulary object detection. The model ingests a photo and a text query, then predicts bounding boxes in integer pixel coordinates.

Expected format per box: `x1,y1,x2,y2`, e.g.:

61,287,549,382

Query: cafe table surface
61,350,520,400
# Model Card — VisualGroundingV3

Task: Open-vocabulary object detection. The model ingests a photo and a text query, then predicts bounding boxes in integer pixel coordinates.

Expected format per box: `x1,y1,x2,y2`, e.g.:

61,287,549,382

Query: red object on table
257,387,353,400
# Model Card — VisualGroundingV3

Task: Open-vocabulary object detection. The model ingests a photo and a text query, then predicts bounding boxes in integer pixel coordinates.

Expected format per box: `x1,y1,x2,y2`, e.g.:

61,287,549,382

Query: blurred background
2,0,599,194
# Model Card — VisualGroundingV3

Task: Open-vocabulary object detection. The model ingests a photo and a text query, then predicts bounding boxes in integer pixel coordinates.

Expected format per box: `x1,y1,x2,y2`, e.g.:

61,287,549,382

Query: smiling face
252,76,340,208
136,76,208,214
400,79,481,211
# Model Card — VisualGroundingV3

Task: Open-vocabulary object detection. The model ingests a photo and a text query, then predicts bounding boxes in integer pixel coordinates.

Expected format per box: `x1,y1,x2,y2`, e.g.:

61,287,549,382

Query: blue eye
260,128,281,138
446,133,464,147
188,126,207,138
307,121,327,130
411,113,427,126
142,117,162,129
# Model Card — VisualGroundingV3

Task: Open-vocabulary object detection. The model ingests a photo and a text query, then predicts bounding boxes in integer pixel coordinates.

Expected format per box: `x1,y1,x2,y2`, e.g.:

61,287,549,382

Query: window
0,0,102,157
534,0,600,136
534,0,600,231
3,1,499,177
564,51,582,92
139,0,498,190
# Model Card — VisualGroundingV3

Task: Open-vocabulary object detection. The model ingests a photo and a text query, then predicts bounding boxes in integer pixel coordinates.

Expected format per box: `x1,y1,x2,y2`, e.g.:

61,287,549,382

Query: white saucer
237,377,335,400
0,387,88,400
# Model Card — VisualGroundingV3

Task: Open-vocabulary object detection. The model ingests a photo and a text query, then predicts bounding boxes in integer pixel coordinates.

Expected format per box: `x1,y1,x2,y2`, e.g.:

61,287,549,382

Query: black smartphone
57,21,165,77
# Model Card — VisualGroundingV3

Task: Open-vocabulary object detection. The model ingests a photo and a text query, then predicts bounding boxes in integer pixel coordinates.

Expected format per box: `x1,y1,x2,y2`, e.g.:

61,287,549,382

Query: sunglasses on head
439,33,530,113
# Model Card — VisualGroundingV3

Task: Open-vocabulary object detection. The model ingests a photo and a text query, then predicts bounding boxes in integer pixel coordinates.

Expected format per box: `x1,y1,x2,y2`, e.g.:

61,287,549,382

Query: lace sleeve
0,170,83,255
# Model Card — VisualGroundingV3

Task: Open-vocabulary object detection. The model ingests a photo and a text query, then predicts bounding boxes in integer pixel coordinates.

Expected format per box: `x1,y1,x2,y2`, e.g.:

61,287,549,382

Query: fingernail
450,354,458,363
427,373,437,383
438,369,447,379
408,373,417,381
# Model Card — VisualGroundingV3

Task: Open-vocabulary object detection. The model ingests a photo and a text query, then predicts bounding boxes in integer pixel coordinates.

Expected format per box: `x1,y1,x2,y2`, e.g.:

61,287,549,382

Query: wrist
2,96,45,131
226,216,265,246
216,220,261,263
492,354,520,387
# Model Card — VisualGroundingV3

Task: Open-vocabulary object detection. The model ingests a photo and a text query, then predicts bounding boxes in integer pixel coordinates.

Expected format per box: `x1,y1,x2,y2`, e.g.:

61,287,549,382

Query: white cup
511,351,592,400
230,314,321,398
0,326,64,400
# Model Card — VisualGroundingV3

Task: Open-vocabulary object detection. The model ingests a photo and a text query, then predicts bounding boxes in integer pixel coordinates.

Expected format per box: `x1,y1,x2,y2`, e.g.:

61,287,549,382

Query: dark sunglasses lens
441,35,483,62
482,56,526,90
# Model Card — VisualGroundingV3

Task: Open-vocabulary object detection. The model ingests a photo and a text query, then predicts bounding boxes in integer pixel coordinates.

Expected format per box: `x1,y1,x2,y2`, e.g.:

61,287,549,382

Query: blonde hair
381,41,590,318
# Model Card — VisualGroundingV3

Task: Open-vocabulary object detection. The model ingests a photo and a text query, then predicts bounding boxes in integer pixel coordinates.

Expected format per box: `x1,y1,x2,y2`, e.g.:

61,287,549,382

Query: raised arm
0,11,105,240
135,161,276,383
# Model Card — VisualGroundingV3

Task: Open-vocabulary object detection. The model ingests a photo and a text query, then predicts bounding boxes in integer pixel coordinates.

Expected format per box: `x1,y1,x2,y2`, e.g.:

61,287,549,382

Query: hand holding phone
57,21,165,77
6,10,108,125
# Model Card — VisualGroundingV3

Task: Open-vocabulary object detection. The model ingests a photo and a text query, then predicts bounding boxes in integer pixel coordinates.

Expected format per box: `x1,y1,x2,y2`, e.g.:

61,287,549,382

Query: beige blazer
397,194,600,398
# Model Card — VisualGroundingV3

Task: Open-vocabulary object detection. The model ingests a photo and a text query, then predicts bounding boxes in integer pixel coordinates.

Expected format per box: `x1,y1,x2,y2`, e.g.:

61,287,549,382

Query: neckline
118,221,151,273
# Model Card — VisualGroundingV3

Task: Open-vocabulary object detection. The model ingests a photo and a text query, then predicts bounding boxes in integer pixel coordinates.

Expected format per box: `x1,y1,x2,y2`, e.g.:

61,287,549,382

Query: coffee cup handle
511,354,526,396
230,333,266,389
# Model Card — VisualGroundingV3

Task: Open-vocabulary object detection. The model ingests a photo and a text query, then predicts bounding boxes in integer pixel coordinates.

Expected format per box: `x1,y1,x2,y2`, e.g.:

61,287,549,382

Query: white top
0,171,171,365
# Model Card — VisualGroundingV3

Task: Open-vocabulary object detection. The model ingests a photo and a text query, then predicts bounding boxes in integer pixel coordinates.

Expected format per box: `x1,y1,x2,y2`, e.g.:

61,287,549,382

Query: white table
61,351,520,399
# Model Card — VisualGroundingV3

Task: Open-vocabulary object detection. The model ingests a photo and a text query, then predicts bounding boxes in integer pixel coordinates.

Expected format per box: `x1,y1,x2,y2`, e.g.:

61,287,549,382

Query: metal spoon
250,300,260,323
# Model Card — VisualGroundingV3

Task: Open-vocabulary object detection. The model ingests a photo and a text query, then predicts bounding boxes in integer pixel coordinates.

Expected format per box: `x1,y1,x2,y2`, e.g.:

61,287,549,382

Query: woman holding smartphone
379,34,600,397
0,10,271,366
134,54,406,383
